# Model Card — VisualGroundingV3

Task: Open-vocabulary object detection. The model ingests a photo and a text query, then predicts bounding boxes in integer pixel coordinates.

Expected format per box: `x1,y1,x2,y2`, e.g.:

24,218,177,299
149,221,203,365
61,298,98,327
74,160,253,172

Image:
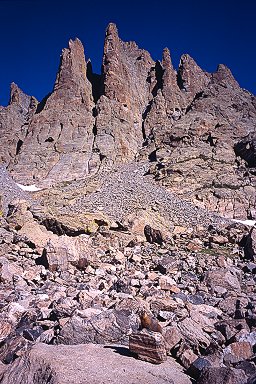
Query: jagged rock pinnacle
212,63,239,88
178,54,210,96
93,22,155,169
9,82,20,104
106,22,119,37
162,48,179,90
162,48,174,71
8,38,94,184
9,83,31,111
54,38,91,102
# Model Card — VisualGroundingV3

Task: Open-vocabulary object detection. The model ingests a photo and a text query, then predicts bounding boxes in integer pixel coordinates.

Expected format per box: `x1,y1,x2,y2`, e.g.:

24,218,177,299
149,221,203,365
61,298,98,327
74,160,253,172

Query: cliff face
8,39,95,185
145,63,256,219
0,83,37,165
1,23,256,218
90,23,156,171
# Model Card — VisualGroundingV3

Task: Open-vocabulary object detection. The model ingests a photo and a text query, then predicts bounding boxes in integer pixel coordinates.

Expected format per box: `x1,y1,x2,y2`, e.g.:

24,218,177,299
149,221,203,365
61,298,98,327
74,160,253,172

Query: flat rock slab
1,342,191,384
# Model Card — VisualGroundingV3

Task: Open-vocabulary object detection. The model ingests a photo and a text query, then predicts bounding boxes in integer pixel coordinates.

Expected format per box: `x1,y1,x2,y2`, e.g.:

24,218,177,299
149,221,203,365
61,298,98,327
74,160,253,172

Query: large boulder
0,343,192,384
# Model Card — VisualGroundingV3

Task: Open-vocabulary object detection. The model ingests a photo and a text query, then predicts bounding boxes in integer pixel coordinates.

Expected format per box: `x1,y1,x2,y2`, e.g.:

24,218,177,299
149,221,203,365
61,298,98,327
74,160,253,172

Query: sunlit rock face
0,83,37,166
1,23,256,218
9,38,95,186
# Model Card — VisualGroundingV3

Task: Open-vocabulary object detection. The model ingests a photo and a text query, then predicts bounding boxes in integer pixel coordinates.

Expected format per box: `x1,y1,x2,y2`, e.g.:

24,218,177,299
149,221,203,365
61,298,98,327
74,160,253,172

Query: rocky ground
0,163,256,383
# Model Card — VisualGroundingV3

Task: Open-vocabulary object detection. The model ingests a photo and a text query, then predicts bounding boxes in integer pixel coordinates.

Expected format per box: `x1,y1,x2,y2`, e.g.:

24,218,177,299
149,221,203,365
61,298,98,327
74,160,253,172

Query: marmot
139,310,162,333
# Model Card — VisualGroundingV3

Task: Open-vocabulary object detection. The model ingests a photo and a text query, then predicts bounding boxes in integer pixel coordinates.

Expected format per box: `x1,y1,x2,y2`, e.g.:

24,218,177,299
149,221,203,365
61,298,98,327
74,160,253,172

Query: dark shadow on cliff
87,60,102,103
35,92,52,114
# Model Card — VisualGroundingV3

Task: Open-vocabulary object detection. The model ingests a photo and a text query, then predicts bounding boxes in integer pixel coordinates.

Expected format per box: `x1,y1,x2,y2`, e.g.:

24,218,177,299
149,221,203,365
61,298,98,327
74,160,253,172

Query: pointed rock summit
212,64,240,89
102,22,154,109
162,48,176,82
91,23,156,170
9,82,32,112
54,39,89,93
46,38,94,109
178,54,210,96
105,22,119,47
9,38,95,185
161,48,186,112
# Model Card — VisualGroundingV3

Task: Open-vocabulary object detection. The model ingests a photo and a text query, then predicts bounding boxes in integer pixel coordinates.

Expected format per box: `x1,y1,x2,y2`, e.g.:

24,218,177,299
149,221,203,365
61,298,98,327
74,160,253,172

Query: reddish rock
129,329,167,364
204,269,241,292
198,367,247,384
177,54,210,97
163,326,183,352
179,347,198,369
10,38,94,186
223,341,253,364
0,83,37,166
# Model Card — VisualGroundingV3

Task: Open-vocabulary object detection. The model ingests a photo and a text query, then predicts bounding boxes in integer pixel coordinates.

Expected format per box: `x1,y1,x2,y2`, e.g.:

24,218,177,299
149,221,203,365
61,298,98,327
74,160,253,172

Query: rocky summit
0,23,256,384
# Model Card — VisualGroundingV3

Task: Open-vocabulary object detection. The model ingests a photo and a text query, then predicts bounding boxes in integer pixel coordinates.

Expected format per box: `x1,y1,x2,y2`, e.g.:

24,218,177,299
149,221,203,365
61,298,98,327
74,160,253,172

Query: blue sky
0,0,255,106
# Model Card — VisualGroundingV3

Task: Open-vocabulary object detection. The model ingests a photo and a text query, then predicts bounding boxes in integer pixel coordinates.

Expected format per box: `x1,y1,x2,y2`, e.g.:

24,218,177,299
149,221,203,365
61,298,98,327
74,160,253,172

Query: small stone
23,327,43,341
239,331,256,346
187,294,204,305
203,325,215,333
59,317,70,327
146,272,158,281
243,262,256,273
157,257,178,275
130,254,141,263
114,250,125,261
130,279,140,287
210,235,228,245
159,276,179,292
158,310,175,321
214,286,227,296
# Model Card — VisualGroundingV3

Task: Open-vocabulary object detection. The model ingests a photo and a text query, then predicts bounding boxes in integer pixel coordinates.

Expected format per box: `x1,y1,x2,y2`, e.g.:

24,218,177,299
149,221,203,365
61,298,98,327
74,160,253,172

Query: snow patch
16,183,42,192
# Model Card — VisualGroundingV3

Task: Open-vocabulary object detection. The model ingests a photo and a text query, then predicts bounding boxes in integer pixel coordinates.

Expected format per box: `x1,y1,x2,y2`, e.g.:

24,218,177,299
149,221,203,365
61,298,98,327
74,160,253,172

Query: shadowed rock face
234,133,256,168
0,23,255,219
